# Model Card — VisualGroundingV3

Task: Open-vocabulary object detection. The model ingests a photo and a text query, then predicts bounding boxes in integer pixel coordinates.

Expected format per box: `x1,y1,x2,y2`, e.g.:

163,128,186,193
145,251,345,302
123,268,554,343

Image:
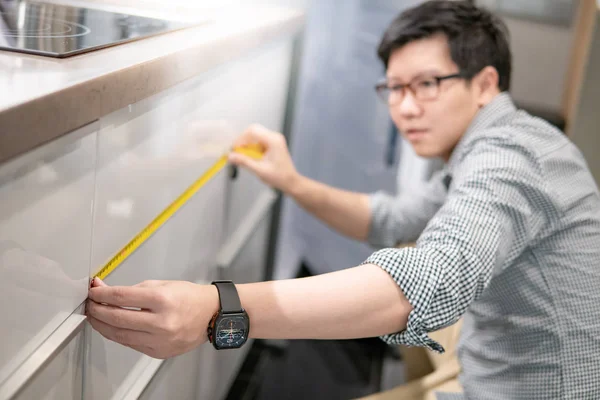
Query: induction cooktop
0,0,200,58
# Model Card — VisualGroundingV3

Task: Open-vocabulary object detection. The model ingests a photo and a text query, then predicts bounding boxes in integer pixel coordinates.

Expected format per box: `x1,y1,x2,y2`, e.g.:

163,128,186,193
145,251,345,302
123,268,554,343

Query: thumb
91,277,108,288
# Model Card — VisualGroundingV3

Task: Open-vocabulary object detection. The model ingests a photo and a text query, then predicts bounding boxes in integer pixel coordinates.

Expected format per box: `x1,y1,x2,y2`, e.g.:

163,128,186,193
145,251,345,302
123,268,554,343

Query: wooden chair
355,320,463,400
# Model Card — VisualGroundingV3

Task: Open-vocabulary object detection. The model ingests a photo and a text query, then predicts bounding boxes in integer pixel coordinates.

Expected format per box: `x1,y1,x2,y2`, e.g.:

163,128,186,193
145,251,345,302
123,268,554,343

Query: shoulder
454,126,543,183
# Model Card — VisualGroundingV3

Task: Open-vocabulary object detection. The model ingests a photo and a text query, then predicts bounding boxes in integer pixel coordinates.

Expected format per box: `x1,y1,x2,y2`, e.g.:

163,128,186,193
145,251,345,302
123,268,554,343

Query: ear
473,66,501,107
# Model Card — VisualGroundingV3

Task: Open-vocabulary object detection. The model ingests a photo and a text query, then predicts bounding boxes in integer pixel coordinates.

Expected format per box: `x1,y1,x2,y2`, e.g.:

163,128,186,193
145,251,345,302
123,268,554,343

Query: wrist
284,172,307,198
207,283,220,315
199,283,220,342
206,281,250,350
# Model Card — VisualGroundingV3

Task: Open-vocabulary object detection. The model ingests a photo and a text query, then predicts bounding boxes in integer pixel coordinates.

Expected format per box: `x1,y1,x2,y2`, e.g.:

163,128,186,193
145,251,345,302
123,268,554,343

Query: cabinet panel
8,314,86,400
137,347,202,400
0,123,97,387
185,39,293,239
87,83,230,400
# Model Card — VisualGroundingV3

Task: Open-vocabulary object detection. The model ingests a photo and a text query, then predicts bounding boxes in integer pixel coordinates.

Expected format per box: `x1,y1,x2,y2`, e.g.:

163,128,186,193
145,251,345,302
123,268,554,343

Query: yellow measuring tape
93,145,264,280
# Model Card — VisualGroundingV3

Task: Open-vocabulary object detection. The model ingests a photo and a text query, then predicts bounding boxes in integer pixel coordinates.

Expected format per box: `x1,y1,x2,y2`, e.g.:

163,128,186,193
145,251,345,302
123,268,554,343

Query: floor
225,263,406,400
226,337,405,400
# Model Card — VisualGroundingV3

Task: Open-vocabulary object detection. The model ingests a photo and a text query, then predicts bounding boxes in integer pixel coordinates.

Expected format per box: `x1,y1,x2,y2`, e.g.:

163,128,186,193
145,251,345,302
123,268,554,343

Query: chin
411,144,443,159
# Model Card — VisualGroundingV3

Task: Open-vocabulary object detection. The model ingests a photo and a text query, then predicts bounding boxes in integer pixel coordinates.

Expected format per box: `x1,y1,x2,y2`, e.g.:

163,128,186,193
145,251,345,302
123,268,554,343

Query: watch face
215,314,248,349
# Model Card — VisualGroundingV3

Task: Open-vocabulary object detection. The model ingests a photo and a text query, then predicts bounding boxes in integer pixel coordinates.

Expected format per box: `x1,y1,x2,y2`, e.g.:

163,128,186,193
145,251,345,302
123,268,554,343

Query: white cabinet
86,38,294,400
0,122,97,390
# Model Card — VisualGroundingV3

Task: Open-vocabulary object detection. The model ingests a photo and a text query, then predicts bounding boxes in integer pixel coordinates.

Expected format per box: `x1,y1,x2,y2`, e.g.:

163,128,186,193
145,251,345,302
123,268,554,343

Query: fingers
88,316,154,349
227,152,264,175
86,301,156,332
88,285,158,309
135,280,167,288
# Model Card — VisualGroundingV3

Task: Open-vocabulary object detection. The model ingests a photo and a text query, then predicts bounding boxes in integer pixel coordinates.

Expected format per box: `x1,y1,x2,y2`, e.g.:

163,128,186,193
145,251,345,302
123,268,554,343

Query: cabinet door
86,85,229,400
136,347,204,400
185,39,293,240
1,311,87,400
0,123,97,389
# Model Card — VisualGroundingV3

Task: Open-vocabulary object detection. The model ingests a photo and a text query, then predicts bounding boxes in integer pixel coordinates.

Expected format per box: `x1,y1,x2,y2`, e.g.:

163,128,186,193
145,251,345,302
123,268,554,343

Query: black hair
377,0,512,91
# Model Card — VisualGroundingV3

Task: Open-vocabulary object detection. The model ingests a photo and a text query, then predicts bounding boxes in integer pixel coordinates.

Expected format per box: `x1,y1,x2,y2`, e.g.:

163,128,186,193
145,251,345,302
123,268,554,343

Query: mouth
404,129,429,140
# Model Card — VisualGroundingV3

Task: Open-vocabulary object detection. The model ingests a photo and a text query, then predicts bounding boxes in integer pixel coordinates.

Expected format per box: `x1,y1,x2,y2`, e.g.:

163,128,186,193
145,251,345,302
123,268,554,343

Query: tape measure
93,144,264,280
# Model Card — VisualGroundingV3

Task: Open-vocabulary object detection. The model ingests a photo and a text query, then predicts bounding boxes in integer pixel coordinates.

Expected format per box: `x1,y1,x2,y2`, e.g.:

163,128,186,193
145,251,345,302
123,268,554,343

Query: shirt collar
445,92,517,174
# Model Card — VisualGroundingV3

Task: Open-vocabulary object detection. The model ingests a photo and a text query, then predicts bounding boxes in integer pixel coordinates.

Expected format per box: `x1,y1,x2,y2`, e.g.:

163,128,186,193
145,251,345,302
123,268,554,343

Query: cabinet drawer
136,347,203,400
91,99,230,281
85,173,227,399
0,311,86,400
0,123,97,386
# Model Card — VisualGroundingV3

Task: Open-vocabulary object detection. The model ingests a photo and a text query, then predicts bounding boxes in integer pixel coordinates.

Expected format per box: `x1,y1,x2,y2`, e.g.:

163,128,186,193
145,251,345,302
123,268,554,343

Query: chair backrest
562,0,598,136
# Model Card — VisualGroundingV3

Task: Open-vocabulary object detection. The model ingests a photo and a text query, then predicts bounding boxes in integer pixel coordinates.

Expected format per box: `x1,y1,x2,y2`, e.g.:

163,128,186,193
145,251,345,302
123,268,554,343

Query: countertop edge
0,10,304,165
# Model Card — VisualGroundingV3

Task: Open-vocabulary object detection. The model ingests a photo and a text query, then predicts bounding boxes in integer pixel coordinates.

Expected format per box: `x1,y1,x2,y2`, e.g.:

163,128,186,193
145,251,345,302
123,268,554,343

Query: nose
393,90,422,119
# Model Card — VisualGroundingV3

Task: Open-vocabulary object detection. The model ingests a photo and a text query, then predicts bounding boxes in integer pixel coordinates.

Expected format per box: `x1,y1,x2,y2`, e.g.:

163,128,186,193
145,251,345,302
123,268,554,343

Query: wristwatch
207,280,250,350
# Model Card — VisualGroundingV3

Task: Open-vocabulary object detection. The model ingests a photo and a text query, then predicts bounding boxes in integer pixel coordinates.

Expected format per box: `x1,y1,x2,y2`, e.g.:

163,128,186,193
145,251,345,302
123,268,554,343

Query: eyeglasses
375,73,466,105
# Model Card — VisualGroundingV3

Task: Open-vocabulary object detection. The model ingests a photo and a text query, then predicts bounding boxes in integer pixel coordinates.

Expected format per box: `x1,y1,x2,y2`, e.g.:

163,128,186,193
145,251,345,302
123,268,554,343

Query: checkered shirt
366,93,600,399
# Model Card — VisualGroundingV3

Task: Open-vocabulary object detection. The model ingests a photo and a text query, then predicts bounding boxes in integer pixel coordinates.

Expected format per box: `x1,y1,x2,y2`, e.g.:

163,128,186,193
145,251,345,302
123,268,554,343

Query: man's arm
86,264,412,359
228,124,372,240
228,124,447,244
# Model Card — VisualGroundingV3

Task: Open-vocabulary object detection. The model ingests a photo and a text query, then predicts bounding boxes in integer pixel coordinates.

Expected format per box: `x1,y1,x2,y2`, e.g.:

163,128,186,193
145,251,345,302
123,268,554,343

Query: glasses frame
374,72,467,105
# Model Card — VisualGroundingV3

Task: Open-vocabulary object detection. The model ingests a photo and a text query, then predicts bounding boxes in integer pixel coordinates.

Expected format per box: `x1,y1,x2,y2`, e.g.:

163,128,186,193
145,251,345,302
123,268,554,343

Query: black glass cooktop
0,0,199,58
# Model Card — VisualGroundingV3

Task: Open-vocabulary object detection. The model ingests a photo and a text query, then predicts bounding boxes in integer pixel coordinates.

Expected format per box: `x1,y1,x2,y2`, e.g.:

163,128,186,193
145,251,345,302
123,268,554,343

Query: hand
86,278,219,359
228,124,300,193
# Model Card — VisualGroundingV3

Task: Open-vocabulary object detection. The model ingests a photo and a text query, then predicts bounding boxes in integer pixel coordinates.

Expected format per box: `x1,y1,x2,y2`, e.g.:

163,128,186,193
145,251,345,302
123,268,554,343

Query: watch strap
211,280,243,313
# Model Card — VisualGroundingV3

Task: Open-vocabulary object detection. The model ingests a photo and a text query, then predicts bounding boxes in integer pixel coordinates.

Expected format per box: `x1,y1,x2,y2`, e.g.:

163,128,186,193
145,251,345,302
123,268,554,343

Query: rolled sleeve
364,247,447,352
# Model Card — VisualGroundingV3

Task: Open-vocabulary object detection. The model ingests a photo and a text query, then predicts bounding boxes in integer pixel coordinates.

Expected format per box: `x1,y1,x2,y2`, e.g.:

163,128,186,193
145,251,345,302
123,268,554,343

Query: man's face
386,34,481,160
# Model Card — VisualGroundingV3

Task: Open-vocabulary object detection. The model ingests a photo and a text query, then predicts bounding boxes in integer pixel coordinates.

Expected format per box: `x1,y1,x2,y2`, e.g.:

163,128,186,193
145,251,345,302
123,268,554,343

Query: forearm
286,175,372,241
236,264,412,340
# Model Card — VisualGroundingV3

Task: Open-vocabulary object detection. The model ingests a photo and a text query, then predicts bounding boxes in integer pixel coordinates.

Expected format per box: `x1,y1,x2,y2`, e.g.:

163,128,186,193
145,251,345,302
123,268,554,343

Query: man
86,1,600,398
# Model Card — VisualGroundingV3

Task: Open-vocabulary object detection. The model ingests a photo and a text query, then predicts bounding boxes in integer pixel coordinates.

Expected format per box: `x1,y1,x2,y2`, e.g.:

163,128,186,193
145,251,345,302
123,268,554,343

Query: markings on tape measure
92,145,263,281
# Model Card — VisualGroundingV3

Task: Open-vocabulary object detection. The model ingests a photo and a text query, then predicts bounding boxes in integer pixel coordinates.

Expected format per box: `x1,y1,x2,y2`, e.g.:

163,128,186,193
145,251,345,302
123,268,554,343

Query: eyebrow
386,69,444,82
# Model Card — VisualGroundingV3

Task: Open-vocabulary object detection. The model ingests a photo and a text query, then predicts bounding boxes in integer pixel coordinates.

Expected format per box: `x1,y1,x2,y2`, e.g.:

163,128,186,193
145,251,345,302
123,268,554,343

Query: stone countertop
0,2,304,165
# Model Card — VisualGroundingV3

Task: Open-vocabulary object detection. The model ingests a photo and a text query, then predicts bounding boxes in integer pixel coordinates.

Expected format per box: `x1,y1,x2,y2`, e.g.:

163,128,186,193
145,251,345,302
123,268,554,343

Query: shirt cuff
362,247,445,353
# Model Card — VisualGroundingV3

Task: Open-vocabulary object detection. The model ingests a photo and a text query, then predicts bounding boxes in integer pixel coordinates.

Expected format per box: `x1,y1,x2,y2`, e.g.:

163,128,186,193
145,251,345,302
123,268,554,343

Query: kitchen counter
0,3,304,165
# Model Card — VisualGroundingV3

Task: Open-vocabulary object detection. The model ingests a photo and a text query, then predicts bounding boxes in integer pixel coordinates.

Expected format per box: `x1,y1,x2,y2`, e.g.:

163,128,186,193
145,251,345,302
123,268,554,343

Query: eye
417,79,437,88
